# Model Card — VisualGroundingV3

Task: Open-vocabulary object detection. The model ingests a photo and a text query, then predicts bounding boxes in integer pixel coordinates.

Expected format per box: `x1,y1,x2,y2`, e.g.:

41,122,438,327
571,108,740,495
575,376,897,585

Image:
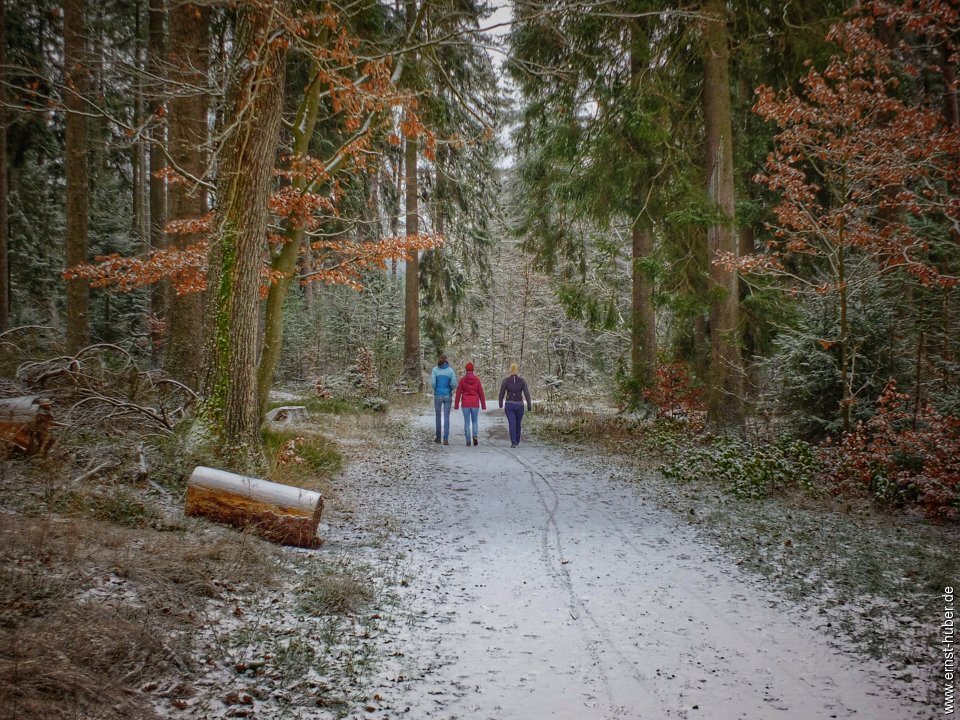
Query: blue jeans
462,407,479,441
505,402,525,445
434,395,452,440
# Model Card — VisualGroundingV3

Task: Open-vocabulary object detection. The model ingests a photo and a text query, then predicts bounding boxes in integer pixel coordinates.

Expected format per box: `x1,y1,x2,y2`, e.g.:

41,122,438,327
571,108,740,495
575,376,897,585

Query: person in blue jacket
431,354,458,445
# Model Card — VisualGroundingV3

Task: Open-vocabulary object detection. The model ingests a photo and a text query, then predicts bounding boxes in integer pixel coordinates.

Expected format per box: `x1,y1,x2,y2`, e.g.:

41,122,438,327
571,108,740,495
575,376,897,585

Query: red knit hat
465,362,474,372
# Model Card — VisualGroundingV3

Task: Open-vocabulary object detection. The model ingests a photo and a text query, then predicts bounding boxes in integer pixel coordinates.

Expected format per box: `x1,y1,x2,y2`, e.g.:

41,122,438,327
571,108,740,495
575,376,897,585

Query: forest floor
2,398,953,719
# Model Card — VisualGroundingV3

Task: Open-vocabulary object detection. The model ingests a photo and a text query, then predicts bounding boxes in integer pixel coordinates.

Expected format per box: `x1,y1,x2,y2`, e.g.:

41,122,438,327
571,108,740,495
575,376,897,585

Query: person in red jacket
454,362,487,446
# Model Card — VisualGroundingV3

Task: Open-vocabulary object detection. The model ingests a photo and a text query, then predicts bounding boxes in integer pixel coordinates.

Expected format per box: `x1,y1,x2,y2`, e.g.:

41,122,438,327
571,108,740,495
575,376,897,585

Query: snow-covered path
336,407,922,720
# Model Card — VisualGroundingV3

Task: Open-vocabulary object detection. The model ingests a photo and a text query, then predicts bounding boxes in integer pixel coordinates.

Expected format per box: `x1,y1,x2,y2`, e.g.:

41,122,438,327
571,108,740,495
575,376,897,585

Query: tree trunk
837,216,850,434
257,63,324,420
702,0,743,433
132,0,147,255
942,44,958,129
401,0,421,385
148,0,166,357
627,23,656,398
200,0,287,455
0,0,8,332
630,224,656,392
165,2,209,388
391,151,402,278
64,0,90,353
402,130,421,384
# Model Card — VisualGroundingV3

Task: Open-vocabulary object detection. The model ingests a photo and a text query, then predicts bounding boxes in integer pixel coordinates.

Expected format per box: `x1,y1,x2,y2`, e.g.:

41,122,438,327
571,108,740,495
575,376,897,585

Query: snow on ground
325,407,929,720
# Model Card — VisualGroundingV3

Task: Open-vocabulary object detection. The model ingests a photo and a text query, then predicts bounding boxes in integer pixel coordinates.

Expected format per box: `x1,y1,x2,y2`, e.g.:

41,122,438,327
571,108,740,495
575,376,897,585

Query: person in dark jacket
431,355,458,445
454,362,487,446
498,363,532,448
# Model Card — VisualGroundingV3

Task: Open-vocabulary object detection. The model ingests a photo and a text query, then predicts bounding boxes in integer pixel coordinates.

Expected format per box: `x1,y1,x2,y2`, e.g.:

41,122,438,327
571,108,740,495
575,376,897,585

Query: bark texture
0,0,8,332
702,0,744,432
148,0,167,352
201,0,287,452
630,225,656,389
257,64,323,420
402,131,421,384
64,0,90,352
185,466,323,547
165,2,210,388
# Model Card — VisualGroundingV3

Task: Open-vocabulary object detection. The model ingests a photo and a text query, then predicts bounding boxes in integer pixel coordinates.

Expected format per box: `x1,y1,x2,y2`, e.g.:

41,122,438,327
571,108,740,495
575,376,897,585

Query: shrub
643,362,705,428
819,380,960,519
361,396,388,412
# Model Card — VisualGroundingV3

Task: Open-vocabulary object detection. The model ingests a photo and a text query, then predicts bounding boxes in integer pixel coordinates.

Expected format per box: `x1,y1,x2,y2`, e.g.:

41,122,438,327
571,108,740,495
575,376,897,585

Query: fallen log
0,396,55,456
184,466,324,548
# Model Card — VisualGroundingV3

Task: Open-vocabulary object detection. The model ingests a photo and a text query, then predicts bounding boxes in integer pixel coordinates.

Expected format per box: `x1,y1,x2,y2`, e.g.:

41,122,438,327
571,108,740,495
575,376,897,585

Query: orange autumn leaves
69,230,443,297
66,5,443,296
723,0,960,291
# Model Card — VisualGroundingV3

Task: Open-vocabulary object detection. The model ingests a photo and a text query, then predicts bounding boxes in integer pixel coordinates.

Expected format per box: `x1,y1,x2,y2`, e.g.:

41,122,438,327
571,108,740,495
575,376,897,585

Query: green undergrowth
661,436,820,500
535,410,688,466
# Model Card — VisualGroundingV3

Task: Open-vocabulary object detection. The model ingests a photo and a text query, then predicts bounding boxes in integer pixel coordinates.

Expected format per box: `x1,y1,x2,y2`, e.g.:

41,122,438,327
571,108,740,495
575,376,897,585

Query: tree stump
264,405,308,424
184,466,324,547
0,396,54,456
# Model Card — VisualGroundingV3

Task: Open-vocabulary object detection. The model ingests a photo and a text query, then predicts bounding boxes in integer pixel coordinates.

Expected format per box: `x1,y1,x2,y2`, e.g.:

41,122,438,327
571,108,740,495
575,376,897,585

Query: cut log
0,396,54,456
265,405,308,423
184,466,323,548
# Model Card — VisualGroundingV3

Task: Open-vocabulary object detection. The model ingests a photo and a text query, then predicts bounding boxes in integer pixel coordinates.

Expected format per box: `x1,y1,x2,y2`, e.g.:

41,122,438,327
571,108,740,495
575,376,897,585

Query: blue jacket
431,362,457,397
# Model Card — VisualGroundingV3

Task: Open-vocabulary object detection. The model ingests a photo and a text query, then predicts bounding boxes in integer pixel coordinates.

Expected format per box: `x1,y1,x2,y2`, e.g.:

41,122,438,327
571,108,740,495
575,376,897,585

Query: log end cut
0,396,54,457
184,466,324,548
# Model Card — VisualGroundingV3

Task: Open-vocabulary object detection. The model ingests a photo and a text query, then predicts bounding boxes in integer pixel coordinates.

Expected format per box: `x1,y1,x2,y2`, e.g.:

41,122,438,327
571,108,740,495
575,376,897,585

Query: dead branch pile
7,340,196,438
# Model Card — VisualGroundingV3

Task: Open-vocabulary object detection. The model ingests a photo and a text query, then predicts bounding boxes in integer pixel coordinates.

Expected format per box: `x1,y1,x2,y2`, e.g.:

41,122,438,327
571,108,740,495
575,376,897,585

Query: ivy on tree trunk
200,0,287,456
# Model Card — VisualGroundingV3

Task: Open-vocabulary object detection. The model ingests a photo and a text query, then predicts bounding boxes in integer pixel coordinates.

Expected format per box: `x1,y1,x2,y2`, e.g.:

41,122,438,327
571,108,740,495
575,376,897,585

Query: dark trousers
505,402,525,445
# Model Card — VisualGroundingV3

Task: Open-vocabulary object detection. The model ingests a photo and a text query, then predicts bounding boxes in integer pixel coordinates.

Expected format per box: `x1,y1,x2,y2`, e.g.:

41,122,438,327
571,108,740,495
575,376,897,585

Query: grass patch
268,396,367,415
297,561,374,616
0,513,284,720
263,428,343,490
43,485,161,528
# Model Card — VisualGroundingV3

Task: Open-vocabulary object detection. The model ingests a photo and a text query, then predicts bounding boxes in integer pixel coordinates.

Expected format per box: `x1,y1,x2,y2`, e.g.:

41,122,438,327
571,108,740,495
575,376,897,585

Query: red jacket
454,371,486,410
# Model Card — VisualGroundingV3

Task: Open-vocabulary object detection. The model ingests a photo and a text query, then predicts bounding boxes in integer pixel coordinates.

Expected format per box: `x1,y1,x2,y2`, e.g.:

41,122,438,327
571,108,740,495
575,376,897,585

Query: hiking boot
434,437,441,444
443,439,449,445
510,443,517,448
466,440,471,446
473,437,478,446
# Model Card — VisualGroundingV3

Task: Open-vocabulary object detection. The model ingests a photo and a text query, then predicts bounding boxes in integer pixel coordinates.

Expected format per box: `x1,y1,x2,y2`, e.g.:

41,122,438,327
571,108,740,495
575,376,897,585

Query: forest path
335,406,919,720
